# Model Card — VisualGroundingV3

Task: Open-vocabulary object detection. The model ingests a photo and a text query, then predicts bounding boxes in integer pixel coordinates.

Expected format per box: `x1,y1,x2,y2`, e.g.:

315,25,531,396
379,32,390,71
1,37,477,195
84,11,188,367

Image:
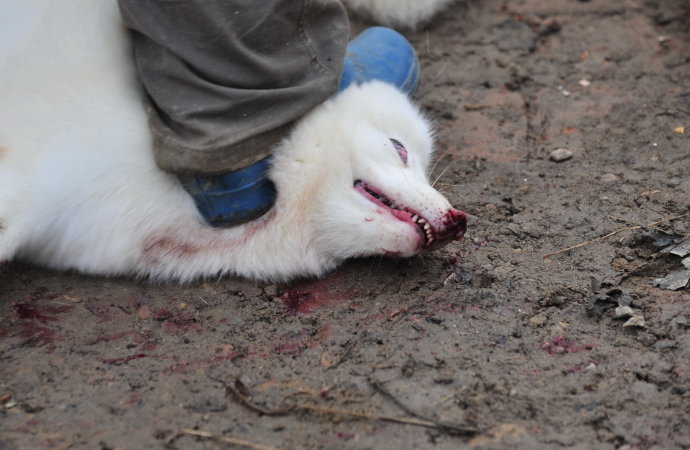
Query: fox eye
390,138,408,165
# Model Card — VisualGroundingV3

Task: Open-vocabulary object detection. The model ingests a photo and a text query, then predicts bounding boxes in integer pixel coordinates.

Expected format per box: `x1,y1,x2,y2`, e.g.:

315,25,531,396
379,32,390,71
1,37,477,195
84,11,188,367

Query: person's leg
119,0,421,227
118,0,349,175
119,0,349,226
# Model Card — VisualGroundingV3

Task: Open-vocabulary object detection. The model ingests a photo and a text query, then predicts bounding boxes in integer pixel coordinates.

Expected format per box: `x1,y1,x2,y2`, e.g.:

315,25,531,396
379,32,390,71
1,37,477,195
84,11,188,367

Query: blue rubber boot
183,157,276,227
339,27,420,96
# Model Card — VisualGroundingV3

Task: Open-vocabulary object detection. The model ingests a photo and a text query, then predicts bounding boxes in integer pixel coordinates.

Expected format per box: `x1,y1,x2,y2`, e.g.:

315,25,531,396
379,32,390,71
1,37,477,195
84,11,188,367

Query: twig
181,429,280,450
210,374,478,436
328,338,357,370
607,215,665,232
210,374,294,416
544,213,690,258
369,379,478,436
433,386,468,406
298,404,456,430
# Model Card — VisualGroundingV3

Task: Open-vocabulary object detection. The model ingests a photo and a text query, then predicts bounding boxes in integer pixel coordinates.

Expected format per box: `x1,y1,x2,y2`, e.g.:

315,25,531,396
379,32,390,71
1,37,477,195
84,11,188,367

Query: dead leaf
654,267,690,291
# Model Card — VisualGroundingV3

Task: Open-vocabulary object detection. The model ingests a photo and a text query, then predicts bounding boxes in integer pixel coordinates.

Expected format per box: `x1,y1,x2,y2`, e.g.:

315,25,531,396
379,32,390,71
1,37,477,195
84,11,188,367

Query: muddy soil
2,0,690,448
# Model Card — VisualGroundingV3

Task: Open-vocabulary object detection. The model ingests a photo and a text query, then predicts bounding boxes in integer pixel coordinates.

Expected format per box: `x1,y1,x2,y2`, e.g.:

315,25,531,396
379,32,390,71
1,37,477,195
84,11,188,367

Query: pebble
137,305,152,321
264,284,279,298
614,305,634,319
623,314,646,328
493,265,515,278
550,148,573,162
653,340,677,350
668,177,681,187
529,313,547,326
549,321,569,335
601,173,620,183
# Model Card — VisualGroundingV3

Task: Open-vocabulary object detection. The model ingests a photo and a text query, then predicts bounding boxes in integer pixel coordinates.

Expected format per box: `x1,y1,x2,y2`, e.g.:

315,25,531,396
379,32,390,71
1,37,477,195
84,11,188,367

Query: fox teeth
424,223,431,231
411,215,418,222
418,218,426,224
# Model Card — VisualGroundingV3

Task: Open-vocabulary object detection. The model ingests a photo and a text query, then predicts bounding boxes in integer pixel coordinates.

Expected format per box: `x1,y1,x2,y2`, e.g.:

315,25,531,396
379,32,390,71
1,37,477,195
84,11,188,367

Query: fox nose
447,209,467,241
427,208,467,250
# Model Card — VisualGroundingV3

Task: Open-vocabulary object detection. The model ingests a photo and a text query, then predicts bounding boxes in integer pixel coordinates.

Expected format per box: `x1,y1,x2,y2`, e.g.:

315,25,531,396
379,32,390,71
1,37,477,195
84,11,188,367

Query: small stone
673,126,685,135
668,177,682,187
549,321,570,335
63,295,83,303
539,18,561,35
578,79,591,87
585,363,597,371
653,340,677,350
264,284,279,298
241,286,263,298
493,265,515,278
137,305,152,321
614,305,634,319
529,313,547,326
550,148,573,162
623,314,646,328
601,173,619,183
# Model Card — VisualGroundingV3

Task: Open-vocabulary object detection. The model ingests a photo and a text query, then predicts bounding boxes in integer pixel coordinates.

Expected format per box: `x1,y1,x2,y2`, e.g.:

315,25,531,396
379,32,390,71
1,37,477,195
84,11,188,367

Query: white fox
0,0,466,282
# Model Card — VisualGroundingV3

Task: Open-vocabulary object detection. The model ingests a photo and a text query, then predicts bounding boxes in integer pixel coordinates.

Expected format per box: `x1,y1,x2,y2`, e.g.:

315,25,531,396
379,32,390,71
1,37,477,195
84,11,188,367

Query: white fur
343,0,455,29
0,0,462,282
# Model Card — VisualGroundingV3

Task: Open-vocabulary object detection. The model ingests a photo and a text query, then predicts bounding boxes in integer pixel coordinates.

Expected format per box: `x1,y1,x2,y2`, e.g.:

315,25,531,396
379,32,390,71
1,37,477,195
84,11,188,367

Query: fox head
271,81,466,264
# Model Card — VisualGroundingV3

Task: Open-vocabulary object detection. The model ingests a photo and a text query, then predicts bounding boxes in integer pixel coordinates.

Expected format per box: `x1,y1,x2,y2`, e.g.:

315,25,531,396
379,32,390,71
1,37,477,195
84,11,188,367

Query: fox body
0,0,465,282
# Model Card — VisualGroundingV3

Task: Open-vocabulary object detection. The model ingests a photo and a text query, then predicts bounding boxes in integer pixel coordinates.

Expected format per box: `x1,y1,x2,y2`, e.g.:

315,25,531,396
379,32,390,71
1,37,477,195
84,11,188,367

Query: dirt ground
2,0,690,448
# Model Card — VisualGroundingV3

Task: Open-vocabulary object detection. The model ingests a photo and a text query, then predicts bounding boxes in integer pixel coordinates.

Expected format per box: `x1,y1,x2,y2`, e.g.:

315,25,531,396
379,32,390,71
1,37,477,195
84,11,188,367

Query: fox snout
426,208,467,251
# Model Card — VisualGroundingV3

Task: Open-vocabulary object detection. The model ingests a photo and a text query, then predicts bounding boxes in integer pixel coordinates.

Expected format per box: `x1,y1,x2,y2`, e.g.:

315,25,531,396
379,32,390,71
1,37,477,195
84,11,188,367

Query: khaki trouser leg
118,0,349,174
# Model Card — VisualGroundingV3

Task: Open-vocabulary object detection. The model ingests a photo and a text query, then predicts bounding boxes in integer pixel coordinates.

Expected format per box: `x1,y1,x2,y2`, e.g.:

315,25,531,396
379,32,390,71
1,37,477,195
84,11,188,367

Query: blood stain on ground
539,336,595,355
13,303,73,323
281,278,358,314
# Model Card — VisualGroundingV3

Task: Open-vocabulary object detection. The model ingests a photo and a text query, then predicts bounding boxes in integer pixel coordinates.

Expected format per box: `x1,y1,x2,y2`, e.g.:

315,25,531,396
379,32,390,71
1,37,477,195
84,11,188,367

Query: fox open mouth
354,180,466,249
